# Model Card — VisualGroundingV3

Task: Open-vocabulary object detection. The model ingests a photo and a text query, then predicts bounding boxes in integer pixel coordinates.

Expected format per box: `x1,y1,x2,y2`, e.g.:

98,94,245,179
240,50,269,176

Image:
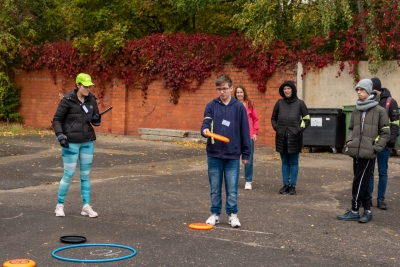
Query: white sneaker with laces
81,205,98,218
206,214,220,226
245,182,252,190
229,214,241,228
55,204,65,217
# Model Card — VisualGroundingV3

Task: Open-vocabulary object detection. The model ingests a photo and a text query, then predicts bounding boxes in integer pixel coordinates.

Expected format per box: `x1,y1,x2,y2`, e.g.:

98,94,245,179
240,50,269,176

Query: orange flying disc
3,259,36,267
189,223,213,230
205,132,230,143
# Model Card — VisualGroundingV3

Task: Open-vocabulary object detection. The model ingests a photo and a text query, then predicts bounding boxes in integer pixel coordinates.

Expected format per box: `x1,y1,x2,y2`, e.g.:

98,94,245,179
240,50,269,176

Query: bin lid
307,108,343,115
343,105,356,112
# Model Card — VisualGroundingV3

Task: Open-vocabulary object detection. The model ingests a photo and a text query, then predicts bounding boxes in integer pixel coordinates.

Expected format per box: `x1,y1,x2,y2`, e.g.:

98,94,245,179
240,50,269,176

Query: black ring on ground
60,236,87,244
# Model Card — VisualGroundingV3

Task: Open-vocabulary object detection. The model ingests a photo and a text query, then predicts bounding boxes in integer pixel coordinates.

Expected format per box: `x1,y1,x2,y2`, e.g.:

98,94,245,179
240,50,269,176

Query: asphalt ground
1,133,400,267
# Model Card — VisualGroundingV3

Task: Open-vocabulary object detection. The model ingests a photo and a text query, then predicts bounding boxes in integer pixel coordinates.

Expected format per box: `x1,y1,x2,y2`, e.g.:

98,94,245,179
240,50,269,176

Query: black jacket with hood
371,78,399,148
271,81,310,153
53,89,101,143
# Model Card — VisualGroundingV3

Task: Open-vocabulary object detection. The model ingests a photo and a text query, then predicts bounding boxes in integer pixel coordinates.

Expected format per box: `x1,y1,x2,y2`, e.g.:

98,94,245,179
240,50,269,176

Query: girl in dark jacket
53,73,102,218
271,81,310,195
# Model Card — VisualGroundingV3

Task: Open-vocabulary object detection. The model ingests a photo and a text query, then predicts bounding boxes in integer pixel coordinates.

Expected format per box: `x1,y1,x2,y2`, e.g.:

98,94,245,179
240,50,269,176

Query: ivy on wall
19,20,400,104
20,33,336,103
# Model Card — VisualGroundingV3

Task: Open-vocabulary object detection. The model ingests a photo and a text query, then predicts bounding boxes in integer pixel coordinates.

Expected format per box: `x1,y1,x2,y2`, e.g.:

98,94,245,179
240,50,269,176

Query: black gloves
91,114,101,126
92,114,101,122
57,134,69,148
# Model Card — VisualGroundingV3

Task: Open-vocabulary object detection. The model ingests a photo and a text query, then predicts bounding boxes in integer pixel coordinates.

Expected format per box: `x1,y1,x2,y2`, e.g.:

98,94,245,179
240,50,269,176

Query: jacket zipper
356,111,366,162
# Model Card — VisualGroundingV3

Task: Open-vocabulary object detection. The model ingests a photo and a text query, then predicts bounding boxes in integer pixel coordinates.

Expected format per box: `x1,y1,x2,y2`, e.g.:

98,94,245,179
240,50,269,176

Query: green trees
233,0,400,74
68,0,241,59
0,0,34,121
233,0,354,48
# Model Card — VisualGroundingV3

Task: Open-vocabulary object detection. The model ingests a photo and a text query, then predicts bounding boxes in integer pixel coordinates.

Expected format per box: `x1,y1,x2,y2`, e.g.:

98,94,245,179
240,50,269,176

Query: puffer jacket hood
279,81,298,99
379,88,392,99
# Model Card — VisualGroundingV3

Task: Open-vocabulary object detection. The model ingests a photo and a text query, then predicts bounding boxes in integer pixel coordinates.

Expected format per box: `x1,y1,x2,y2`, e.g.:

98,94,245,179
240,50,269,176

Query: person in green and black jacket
368,77,399,210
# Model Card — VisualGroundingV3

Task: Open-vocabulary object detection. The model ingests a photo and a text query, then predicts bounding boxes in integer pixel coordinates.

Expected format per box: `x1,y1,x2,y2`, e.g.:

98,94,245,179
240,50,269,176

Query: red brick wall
13,64,296,147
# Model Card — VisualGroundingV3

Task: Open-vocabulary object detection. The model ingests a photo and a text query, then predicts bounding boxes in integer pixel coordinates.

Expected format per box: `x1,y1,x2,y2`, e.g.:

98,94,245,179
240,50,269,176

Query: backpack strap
385,97,392,116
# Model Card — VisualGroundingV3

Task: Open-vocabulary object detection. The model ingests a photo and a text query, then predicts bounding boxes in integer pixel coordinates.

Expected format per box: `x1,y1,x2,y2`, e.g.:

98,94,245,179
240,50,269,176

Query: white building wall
300,61,400,108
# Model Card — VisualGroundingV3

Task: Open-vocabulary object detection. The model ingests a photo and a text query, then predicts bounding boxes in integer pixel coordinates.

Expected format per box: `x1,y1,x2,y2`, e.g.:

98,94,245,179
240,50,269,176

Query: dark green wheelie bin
343,105,356,140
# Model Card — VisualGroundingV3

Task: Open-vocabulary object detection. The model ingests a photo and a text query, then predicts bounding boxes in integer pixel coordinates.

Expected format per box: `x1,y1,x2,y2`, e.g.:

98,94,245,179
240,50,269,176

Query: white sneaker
206,214,220,226
229,214,241,228
245,182,252,190
55,204,65,217
81,205,98,218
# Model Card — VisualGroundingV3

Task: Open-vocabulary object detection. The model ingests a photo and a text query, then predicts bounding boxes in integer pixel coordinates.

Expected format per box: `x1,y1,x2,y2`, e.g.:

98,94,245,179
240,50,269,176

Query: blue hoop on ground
51,244,137,263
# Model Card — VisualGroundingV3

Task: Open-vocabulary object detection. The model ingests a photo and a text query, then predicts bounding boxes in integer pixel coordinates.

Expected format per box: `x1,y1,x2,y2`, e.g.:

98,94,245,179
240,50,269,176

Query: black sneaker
289,186,296,195
359,211,373,223
337,210,360,221
377,201,387,210
279,185,289,194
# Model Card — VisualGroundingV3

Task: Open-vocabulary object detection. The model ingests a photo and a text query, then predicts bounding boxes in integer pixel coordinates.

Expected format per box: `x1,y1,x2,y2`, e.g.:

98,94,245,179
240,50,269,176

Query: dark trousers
352,158,373,211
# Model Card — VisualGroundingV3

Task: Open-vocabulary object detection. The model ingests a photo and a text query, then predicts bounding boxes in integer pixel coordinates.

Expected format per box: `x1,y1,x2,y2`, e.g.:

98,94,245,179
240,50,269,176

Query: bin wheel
332,147,337,154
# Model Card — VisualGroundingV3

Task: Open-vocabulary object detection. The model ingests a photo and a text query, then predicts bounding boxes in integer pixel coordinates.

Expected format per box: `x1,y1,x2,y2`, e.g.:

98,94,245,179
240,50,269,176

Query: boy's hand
242,159,248,164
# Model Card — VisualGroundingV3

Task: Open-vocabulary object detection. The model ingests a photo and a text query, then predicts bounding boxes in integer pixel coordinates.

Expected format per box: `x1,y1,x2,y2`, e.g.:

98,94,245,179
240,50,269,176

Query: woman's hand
252,134,258,142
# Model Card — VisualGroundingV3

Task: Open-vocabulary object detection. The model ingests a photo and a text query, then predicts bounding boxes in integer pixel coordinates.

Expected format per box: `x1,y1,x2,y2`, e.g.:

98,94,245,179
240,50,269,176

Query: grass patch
0,122,53,136
171,140,206,148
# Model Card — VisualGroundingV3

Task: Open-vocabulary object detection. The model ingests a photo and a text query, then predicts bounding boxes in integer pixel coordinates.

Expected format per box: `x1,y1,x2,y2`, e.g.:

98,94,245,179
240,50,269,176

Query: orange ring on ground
205,132,230,143
3,259,36,267
189,223,213,230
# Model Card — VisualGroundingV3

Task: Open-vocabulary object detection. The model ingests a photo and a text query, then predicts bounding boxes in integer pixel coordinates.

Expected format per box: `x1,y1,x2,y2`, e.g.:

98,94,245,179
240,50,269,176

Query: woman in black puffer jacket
271,81,310,195
52,73,102,218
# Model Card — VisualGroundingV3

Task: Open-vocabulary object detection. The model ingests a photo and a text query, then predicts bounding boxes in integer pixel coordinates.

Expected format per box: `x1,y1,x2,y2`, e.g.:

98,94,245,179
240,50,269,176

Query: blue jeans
207,157,240,216
369,147,390,201
244,139,254,182
279,140,299,186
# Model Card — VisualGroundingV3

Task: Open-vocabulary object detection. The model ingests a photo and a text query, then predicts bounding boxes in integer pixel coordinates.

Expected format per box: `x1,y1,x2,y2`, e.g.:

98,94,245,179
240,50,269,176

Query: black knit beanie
371,77,382,91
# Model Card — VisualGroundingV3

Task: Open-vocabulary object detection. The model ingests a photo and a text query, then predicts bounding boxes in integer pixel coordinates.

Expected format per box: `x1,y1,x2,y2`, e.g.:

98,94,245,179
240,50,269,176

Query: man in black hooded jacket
368,77,399,210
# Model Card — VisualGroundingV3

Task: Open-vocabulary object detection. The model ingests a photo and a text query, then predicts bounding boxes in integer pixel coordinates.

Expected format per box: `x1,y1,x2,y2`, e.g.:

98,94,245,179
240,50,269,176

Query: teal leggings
57,141,94,205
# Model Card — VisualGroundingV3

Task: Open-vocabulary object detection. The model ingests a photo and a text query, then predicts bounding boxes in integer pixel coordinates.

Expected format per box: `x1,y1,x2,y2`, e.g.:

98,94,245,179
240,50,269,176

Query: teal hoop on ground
52,243,137,263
